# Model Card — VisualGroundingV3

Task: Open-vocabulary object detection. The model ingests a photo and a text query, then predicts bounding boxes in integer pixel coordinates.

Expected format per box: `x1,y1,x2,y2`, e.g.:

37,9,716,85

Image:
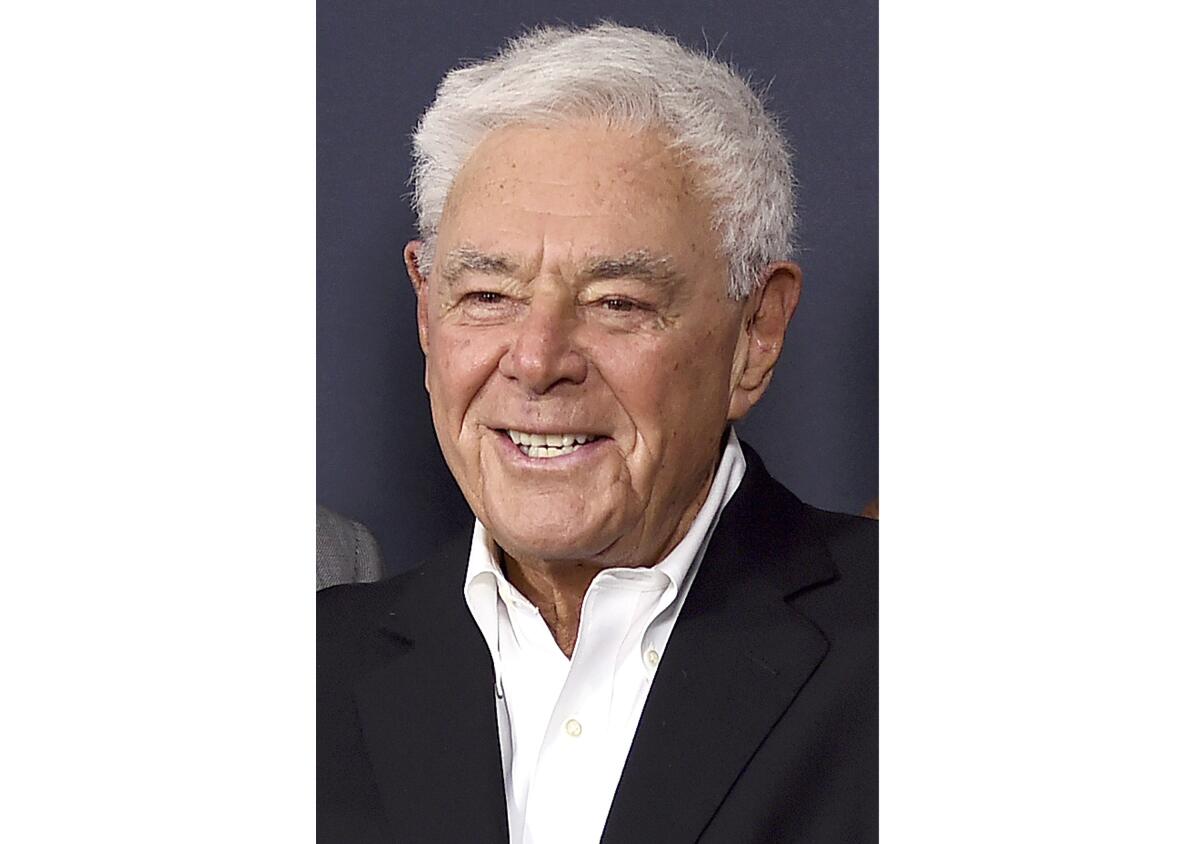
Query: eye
464,291,505,305
599,297,638,312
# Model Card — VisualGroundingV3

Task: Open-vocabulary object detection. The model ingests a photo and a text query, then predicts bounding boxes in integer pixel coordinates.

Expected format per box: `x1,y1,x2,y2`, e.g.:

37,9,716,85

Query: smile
505,429,599,459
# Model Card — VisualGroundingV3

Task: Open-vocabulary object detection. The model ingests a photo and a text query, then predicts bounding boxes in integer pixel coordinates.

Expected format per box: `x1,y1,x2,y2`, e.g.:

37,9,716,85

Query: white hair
410,23,796,299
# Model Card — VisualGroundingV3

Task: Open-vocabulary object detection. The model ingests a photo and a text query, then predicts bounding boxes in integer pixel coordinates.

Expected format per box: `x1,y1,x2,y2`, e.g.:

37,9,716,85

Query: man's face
411,121,752,567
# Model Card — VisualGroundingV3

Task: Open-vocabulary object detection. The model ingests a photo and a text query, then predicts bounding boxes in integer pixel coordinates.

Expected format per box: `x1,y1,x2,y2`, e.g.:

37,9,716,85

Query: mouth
501,428,602,459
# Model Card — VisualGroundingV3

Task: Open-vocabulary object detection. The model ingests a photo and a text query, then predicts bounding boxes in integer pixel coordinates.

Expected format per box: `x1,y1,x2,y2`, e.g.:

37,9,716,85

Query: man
318,23,877,843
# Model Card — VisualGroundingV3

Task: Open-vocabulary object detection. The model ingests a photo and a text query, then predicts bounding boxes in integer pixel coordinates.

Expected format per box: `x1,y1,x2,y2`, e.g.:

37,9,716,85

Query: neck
500,555,602,657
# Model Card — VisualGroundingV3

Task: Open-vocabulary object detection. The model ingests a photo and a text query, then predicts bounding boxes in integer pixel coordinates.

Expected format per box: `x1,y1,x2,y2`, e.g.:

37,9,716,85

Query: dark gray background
317,0,877,577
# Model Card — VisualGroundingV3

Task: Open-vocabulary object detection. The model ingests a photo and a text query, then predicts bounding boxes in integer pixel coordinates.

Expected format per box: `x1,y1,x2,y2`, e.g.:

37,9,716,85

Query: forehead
438,121,719,266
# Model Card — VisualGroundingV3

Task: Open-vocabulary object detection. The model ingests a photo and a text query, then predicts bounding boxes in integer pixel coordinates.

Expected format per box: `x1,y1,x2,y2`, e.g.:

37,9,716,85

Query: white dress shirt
463,430,747,844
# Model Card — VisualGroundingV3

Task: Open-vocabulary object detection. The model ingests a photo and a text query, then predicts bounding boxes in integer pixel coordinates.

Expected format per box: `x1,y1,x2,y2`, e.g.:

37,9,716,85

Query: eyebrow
440,246,683,286
441,246,520,284
579,250,683,285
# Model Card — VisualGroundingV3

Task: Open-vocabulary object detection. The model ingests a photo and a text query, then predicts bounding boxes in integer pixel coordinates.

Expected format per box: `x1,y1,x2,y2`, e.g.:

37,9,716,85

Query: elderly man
318,23,877,843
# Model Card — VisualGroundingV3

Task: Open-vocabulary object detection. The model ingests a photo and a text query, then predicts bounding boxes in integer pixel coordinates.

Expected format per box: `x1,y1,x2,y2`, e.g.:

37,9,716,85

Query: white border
881,1,1200,839
2,2,314,838
4,0,1199,838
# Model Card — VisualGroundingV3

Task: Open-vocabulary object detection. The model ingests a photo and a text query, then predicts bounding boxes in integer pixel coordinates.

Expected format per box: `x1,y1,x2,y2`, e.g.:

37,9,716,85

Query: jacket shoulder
317,575,404,641
317,530,470,670
798,503,877,571
787,501,878,648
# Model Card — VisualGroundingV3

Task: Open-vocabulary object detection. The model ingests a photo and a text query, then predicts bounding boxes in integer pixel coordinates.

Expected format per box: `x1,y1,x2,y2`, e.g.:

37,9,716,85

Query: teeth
504,430,598,458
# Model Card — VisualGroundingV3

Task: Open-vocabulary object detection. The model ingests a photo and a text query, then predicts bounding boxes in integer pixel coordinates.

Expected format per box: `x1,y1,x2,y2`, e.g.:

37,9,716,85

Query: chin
485,513,617,564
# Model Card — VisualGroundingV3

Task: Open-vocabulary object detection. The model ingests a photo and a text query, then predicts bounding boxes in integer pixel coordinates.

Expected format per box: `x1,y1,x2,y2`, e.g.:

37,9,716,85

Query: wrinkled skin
404,120,800,643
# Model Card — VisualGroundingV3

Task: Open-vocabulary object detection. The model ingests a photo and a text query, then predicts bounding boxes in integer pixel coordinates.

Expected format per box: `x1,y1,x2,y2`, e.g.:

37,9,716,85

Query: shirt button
645,649,660,667
564,718,583,737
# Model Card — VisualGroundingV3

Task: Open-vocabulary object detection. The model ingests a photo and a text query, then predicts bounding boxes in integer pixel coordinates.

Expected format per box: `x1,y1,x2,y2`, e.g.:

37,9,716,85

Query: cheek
595,328,734,433
427,328,500,415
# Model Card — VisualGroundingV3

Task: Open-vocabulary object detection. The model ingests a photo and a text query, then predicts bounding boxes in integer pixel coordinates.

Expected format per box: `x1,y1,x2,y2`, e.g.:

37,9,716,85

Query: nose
498,295,587,394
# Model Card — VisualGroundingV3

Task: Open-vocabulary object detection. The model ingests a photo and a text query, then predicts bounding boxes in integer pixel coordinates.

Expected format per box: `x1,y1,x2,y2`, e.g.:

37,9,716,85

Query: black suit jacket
318,444,877,842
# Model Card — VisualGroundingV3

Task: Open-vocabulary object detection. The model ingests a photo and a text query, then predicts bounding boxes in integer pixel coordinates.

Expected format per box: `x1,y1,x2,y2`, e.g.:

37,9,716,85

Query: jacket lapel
601,446,838,844
353,543,509,843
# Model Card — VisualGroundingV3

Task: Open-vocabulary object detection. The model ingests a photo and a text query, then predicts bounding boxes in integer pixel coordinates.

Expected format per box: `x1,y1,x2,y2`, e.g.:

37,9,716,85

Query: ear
403,240,431,356
727,261,803,421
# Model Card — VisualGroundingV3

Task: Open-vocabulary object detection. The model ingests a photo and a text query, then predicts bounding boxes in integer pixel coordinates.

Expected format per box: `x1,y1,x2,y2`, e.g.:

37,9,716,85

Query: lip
489,427,610,468
489,423,606,438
